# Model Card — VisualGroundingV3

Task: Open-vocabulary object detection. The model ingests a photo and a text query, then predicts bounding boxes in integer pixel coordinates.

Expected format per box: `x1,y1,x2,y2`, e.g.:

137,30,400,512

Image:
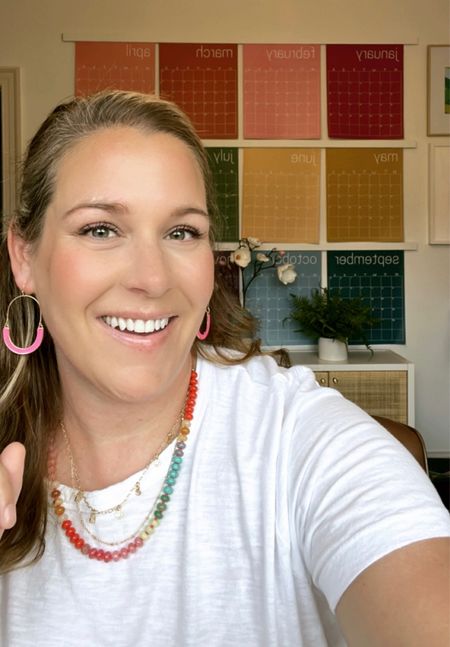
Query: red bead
103,551,113,562
88,548,98,559
112,551,120,562
96,549,105,561
134,537,144,549
62,519,72,530
75,537,84,550
119,547,130,559
128,542,137,553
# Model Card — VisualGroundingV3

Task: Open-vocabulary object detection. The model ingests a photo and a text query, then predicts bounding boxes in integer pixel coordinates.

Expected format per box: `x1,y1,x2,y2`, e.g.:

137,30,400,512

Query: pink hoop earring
196,307,211,341
2,294,44,355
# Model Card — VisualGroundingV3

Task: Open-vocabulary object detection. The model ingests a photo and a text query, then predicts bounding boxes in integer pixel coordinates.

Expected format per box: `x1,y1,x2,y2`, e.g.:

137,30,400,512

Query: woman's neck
54,361,194,490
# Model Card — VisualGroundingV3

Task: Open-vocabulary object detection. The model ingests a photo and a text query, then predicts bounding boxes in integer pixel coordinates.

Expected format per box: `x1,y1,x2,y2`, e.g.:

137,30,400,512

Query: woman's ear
7,227,36,293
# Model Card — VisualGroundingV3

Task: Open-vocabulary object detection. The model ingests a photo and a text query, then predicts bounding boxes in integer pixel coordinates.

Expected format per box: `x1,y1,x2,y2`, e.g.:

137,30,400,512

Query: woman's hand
0,442,26,540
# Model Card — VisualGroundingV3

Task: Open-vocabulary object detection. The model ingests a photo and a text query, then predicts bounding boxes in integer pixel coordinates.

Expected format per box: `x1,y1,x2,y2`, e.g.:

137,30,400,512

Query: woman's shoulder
198,349,319,393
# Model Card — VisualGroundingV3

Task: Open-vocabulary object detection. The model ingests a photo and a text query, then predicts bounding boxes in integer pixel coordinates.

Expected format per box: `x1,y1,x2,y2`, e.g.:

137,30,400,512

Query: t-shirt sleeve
285,372,450,612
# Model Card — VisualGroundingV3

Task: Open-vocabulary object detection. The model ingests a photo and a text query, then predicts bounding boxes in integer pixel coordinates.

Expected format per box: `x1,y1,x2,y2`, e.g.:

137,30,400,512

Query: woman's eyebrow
63,201,127,218
171,206,210,219
63,202,210,219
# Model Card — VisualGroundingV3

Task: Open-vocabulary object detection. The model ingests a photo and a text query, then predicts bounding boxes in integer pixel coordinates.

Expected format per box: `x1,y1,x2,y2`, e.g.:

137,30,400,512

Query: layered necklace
48,368,198,563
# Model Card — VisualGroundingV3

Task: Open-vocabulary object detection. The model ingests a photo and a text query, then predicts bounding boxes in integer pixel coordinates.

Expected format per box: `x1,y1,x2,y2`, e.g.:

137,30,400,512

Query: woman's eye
80,223,118,239
167,227,200,241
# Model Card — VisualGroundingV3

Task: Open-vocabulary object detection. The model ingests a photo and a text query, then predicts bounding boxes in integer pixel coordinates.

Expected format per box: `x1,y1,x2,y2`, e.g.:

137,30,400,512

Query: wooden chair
372,415,429,474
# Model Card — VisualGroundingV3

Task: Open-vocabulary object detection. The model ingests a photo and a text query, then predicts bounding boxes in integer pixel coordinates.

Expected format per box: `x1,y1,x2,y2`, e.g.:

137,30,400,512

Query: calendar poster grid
326,148,404,242
244,252,322,347
241,148,321,244
72,40,409,348
206,147,239,242
326,44,404,139
159,43,238,139
243,44,321,139
327,251,405,344
75,42,156,96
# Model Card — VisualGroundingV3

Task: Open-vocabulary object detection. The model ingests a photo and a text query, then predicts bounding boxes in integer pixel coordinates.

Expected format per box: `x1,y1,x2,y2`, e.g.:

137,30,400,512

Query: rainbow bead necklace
48,368,198,563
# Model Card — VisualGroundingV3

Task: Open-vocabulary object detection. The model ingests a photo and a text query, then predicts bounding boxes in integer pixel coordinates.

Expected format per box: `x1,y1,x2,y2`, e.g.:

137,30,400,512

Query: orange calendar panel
159,43,238,139
75,42,155,96
242,148,320,243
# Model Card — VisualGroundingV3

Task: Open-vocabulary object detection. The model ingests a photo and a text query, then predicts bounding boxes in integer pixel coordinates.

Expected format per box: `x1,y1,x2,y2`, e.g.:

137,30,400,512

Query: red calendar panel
327,45,403,139
159,43,238,139
244,44,321,139
75,42,155,96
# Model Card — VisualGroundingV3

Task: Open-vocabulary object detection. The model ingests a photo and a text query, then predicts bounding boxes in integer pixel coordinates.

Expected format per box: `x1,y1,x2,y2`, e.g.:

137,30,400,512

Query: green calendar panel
327,251,405,344
206,148,239,242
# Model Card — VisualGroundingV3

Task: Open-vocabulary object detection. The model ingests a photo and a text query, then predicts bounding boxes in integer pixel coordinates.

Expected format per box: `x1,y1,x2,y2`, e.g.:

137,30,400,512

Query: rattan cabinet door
314,371,329,386
328,370,408,423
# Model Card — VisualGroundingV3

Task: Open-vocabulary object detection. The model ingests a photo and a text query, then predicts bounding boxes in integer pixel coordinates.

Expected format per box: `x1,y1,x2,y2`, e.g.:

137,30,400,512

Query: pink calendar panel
159,43,238,139
75,42,155,96
327,45,403,139
243,44,321,139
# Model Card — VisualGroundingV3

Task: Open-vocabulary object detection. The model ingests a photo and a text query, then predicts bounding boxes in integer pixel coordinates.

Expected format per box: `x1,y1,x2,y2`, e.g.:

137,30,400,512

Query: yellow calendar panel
242,148,320,243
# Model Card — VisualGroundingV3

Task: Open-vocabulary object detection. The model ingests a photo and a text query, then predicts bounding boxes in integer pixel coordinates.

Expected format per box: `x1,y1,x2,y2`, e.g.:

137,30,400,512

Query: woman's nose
121,239,172,297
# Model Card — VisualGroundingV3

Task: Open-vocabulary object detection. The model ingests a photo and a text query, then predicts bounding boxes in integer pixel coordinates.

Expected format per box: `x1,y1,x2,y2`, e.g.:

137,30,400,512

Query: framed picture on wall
0,67,20,221
429,144,450,244
427,45,450,136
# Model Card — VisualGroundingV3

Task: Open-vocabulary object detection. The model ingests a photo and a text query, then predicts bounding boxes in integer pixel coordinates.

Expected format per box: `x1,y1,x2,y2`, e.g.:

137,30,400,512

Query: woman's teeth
103,316,169,334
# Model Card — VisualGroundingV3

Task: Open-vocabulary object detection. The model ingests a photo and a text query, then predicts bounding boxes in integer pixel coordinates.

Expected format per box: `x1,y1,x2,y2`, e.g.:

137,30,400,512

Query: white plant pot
318,337,348,361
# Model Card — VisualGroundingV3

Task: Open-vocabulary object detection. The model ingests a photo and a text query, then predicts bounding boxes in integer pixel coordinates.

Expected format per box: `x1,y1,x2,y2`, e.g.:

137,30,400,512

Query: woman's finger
0,442,26,532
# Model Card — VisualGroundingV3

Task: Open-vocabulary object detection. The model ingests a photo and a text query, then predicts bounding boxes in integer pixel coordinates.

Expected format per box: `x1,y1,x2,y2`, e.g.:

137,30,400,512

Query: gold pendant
74,491,83,504
89,511,96,524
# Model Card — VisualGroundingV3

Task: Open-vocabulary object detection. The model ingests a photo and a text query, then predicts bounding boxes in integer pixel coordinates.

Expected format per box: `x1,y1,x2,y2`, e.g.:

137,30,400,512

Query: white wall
1,0,449,453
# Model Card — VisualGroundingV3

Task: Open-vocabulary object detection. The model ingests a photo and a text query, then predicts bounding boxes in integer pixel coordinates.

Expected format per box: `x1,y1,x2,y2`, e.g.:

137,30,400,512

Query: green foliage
288,287,378,349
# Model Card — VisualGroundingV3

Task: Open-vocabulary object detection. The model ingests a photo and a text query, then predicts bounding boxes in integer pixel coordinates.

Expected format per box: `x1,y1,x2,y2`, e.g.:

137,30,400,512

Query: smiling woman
0,92,449,647
9,127,214,406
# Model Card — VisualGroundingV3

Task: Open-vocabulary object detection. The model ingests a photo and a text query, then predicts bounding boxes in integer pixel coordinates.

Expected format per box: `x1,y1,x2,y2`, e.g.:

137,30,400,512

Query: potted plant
288,287,378,361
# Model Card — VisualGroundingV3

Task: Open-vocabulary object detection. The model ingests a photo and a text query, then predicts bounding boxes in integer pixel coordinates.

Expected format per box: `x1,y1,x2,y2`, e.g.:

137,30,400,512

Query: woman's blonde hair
0,91,287,572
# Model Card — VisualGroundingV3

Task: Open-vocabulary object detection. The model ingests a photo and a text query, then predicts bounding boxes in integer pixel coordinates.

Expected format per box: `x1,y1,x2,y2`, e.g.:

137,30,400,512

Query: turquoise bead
166,477,176,485
163,486,173,495
172,457,183,464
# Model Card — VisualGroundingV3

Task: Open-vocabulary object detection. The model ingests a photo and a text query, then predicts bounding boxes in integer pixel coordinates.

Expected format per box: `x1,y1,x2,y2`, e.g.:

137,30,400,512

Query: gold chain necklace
60,414,181,524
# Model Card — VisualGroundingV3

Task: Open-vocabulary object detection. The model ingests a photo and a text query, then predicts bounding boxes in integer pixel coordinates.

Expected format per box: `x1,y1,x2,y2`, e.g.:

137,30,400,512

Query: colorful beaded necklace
48,368,198,563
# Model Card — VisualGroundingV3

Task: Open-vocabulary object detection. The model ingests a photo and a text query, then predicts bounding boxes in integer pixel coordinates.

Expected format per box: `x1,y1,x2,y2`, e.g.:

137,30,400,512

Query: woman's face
13,126,214,403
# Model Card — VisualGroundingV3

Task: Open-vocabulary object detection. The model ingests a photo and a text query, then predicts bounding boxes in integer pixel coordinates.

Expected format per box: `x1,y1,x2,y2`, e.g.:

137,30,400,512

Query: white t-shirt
1,355,449,647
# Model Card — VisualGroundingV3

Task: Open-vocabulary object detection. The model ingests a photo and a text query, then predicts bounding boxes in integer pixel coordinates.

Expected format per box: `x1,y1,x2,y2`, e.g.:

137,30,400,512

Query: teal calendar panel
206,148,239,242
244,251,322,347
327,251,405,344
